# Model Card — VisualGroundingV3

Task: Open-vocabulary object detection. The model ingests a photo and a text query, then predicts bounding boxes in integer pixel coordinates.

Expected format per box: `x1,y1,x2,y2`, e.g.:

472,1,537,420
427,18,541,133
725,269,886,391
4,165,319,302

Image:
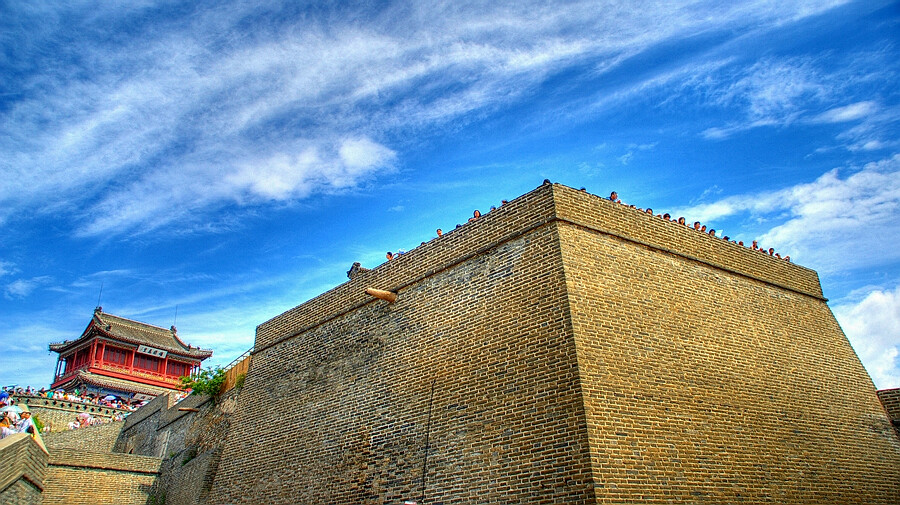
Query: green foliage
32,413,44,433
180,366,227,398
234,372,246,390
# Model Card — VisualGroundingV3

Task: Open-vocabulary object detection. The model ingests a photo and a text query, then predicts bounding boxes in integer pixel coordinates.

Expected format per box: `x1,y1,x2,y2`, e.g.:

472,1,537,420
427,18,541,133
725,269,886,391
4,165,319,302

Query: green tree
180,366,227,399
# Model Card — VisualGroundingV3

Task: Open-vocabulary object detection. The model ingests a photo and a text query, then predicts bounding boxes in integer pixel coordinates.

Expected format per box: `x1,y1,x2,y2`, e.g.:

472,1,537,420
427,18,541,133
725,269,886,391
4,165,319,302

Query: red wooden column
96,341,105,366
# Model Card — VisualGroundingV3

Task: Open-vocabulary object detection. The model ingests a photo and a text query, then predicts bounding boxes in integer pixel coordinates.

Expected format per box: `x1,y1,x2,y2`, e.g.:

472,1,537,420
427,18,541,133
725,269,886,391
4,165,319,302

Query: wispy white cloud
700,58,827,139
698,50,898,145
813,101,878,123
0,260,15,278
680,154,900,273
0,0,854,237
833,285,900,389
833,102,900,153
4,276,54,299
758,155,900,272
617,143,657,165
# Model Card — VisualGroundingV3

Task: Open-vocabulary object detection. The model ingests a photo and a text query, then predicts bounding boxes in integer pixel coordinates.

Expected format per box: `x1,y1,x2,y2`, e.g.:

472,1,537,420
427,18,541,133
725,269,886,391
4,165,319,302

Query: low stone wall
12,394,131,433
42,448,161,505
0,434,47,505
43,422,123,453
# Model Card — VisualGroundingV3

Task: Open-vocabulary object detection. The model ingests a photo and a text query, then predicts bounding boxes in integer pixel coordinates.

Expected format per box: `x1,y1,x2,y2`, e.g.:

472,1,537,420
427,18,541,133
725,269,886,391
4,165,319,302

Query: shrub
32,413,44,433
180,366,227,399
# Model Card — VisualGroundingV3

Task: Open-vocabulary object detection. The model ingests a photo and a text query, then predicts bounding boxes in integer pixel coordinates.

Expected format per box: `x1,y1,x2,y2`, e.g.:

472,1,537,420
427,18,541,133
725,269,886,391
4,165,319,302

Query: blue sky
2,0,899,390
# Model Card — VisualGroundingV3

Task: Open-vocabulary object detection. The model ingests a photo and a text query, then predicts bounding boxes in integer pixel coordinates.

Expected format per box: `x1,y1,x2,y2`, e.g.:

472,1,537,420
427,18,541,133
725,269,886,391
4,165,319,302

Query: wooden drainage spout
366,288,398,304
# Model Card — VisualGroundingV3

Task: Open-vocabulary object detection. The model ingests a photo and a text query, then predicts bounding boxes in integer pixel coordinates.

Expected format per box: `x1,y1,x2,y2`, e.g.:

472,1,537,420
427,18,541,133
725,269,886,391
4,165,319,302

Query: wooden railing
54,361,182,387
220,348,253,394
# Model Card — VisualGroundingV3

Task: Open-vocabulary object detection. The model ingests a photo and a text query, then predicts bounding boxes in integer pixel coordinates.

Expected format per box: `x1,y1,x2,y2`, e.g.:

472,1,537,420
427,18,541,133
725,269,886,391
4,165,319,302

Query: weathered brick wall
551,186,824,300
13,394,131,433
554,185,900,503
0,434,47,505
41,448,161,505
0,480,40,505
149,392,235,505
156,446,223,505
43,421,123,452
252,182,558,352
116,392,210,458
208,182,900,504
114,389,237,505
120,391,175,433
211,191,596,503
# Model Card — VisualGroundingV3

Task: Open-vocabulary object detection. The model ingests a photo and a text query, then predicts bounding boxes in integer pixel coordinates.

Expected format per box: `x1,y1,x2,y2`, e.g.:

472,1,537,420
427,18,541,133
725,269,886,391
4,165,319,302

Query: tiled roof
58,370,178,396
49,308,213,359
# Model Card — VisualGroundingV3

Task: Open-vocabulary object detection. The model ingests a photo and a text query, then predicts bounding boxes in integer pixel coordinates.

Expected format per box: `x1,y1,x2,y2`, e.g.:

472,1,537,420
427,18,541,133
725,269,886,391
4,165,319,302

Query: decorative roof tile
48,308,213,360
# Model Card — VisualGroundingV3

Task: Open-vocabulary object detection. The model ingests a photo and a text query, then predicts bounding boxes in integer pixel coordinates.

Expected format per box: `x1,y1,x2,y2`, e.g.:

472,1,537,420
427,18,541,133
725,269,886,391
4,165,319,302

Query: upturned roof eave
95,311,213,359
49,324,213,360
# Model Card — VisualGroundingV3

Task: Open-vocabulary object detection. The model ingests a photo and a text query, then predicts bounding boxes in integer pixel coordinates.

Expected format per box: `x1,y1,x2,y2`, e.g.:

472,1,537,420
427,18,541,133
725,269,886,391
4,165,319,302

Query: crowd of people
385,198,508,261
4,385,144,411
605,190,791,261
384,182,791,264
0,385,145,438
65,410,127,430
0,389,36,439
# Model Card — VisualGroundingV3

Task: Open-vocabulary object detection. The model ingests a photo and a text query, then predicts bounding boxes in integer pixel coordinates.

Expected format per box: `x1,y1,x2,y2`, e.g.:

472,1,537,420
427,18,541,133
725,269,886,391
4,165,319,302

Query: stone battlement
256,183,822,353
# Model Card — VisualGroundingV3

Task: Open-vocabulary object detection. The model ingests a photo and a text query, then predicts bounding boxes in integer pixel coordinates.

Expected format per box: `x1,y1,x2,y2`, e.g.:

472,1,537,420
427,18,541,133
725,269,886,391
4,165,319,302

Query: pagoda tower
48,307,213,400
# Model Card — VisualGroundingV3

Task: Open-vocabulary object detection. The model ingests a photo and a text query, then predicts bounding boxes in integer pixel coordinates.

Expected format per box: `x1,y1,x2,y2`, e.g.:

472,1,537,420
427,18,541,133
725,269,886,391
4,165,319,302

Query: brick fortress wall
552,187,900,503
878,388,900,422
209,182,900,504
211,183,594,504
114,390,238,505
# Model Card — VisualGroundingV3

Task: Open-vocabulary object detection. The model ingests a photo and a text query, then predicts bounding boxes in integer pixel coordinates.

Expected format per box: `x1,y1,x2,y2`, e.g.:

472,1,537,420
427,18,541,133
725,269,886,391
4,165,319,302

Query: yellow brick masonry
552,186,823,299
878,388,900,422
555,188,900,503
209,182,900,504
0,434,47,505
213,220,594,504
41,448,161,505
